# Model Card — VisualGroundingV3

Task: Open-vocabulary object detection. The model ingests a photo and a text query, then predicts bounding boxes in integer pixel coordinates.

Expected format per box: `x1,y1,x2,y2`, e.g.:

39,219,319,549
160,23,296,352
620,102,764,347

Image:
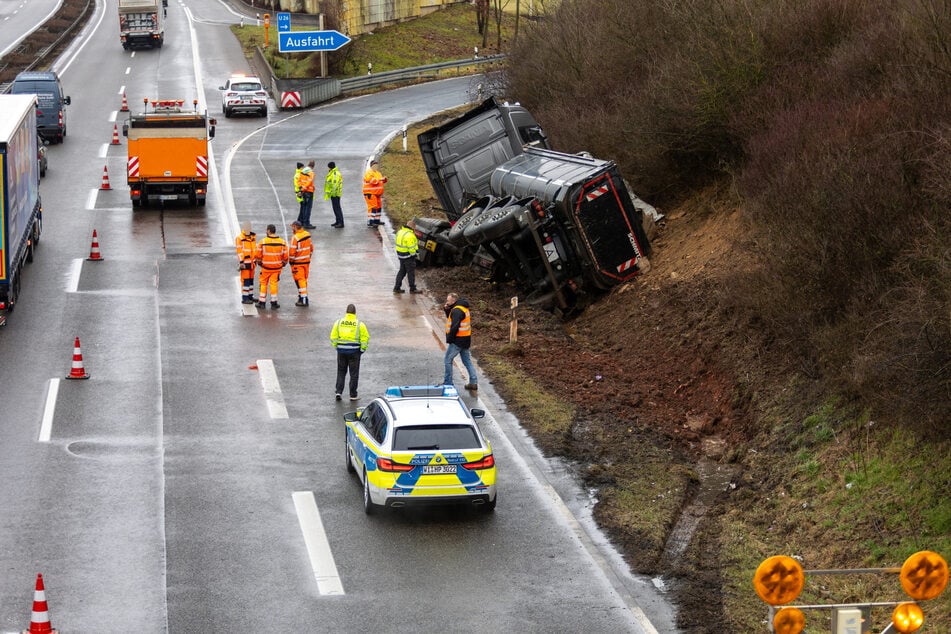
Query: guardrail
253,50,506,110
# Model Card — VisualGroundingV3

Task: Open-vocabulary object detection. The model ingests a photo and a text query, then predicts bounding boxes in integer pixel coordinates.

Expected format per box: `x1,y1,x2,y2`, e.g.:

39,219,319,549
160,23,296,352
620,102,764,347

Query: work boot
295,298,307,307
271,301,280,309
242,297,254,304
464,384,478,391
410,289,423,294
393,288,405,294
256,301,266,309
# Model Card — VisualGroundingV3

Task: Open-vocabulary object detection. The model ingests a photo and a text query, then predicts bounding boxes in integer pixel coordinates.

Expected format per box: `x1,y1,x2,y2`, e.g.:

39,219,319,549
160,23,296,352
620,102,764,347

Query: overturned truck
415,98,651,312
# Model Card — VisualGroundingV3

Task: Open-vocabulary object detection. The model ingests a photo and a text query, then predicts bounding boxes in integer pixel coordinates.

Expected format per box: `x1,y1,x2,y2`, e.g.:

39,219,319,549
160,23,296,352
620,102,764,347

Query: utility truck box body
118,0,165,49
0,95,43,320
123,99,214,207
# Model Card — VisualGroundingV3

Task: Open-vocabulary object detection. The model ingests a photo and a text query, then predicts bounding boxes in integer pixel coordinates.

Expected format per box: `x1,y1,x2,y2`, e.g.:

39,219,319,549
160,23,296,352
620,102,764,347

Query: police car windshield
393,425,479,451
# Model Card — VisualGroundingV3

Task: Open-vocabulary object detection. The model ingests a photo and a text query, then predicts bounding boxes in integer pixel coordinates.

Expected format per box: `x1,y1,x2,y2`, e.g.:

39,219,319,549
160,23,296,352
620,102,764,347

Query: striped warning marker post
23,573,58,633
65,337,90,380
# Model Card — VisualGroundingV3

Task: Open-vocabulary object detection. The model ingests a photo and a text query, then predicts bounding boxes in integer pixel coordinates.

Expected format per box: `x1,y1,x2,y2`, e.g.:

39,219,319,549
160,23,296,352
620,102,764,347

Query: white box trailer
118,0,165,49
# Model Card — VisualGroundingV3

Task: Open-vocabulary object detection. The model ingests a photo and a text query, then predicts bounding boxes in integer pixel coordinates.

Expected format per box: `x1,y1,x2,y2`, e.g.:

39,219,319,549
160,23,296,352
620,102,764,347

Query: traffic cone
87,229,104,261
66,337,90,380
120,92,129,112
23,573,58,633
111,123,120,145
100,165,111,190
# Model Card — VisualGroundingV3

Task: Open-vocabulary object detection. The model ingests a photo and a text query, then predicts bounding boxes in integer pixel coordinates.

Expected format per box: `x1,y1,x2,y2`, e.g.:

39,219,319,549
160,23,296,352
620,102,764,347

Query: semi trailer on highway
118,0,165,49
0,95,44,324
123,99,215,208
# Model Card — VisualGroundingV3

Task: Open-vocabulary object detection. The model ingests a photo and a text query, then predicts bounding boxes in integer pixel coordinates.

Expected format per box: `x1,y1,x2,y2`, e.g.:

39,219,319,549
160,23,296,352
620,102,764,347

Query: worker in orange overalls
362,159,387,227
254,224,288,309
235,221,257,304
288,220,313,307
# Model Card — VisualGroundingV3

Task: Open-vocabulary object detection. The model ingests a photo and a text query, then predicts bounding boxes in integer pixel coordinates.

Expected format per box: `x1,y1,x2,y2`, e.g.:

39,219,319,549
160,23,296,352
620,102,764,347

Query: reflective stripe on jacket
289,229,312,264
255,236,288,270
330,314,370,354
395,226,419,258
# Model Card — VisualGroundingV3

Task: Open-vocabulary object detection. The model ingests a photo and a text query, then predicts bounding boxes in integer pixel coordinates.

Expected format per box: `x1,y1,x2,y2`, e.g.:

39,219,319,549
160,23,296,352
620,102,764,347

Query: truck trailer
0,95,44,324
118,0,165,49
123,99,215,207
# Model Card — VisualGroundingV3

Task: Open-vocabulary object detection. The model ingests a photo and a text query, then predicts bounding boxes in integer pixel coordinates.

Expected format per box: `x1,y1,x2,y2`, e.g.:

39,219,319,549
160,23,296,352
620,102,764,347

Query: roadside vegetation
237,1,950,631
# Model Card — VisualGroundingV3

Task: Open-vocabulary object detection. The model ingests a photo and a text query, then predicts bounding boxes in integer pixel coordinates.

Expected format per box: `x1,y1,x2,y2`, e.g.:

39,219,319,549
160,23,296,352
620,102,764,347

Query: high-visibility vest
289,229,312,264
331,314,369,353
299,169,315,193
325,167,343,198
256,235,288,270
293,168,302,193
362,168,385,196
235,230,256,262
446,305,471,337
395,226,418,257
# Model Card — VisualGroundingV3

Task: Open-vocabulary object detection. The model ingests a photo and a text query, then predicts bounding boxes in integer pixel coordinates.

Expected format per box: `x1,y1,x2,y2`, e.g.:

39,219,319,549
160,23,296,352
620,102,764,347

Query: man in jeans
443,292,478,391
330,303,370,401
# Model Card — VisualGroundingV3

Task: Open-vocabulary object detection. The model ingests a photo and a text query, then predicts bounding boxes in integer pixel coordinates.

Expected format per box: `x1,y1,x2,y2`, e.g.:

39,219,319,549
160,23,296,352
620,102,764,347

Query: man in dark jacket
443,292,478,391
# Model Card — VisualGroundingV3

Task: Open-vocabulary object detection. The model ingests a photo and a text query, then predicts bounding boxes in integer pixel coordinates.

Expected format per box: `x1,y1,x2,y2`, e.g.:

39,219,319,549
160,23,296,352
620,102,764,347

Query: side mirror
343,410,363,423
218,86,225,91
470,408,486,419
122,123,129,137
208,124,215,139
63,96,71,105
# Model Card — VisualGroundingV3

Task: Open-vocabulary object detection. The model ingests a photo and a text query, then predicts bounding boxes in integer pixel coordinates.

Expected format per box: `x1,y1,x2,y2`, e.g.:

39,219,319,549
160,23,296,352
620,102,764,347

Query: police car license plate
423,464,456,475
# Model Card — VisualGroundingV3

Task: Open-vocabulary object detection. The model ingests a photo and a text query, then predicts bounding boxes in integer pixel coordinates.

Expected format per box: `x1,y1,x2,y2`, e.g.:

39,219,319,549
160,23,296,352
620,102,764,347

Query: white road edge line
66,258,83,293
292,491,345,596
85,188,98,210
38,379,60,442
256,359,288,419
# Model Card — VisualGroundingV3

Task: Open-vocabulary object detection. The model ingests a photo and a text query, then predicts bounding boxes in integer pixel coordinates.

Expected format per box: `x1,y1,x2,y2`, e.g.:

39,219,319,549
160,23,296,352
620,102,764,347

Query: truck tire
447,195,494,247
470,196,534,243
462,195,516,245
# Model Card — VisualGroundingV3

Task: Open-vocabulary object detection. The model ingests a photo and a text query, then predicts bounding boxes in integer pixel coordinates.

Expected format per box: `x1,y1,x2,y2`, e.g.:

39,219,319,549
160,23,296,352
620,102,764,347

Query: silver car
218,75,267,118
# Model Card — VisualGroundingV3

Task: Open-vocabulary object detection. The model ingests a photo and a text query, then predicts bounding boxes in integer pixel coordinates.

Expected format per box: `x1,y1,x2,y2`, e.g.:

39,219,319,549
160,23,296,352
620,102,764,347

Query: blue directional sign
278,30,351,53
277,12,291,32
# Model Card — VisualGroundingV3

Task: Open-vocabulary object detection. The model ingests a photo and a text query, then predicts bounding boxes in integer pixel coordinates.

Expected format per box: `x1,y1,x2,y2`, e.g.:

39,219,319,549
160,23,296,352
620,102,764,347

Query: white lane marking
256,359,288,419
98,143,108,158
86,188,98,210
38,379,60,442
110,110,117,123
125,66,131,74
66,258,83,293
292,491,345,596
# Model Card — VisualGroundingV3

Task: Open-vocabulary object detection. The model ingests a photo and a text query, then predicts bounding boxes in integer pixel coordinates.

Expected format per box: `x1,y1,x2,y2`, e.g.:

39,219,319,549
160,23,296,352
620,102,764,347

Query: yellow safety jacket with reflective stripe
235,230,256,263
255,235,288,270
446,305,471,337
289,229,312,264
395,226,418,258
331,314,370,354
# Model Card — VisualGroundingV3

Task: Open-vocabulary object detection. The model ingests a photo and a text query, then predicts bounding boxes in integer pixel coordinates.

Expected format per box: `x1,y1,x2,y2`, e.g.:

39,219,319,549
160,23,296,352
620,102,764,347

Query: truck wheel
448,195,495,246
26,241,34,263
132,198,141,208
463,195,516,245
471,196,534,243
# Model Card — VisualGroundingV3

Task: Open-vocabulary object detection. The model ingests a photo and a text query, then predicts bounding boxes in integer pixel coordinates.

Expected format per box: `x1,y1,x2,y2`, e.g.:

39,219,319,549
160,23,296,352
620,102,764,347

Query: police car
218,75,268,118
344,385,497,514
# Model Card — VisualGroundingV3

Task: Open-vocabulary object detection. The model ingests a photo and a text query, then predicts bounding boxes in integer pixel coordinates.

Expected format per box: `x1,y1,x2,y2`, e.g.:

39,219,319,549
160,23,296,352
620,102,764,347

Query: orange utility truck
123,99,215,207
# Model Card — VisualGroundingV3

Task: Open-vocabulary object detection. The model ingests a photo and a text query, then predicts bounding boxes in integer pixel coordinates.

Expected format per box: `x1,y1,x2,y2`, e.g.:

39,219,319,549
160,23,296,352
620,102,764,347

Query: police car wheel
345,440,355,474
363,470,378,515
481,494,497,513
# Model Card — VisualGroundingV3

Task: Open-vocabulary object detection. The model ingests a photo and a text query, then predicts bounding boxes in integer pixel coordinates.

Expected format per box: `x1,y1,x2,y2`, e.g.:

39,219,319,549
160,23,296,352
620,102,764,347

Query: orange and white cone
100,165,111,190
111,123,120,145
87,230,104,262
120,92,129,112
23,573,58,633
66,337,90,380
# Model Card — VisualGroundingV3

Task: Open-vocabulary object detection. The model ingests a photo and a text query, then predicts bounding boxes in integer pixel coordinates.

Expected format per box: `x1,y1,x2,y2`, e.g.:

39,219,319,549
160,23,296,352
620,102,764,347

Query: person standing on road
298,160,316,229
330,303,370,401
288,220,313,307
325,161,345,228
443,292,478,391
393,219,422,294
362,159,387,227
235,221,257,304
254,224,288,309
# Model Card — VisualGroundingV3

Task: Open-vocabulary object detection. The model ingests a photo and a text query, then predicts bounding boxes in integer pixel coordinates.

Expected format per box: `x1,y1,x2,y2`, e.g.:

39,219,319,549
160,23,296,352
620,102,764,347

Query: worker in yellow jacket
288,220,313,307
330,304,371,401
235,222,257,304
362,159,387,227
254,224,288,309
